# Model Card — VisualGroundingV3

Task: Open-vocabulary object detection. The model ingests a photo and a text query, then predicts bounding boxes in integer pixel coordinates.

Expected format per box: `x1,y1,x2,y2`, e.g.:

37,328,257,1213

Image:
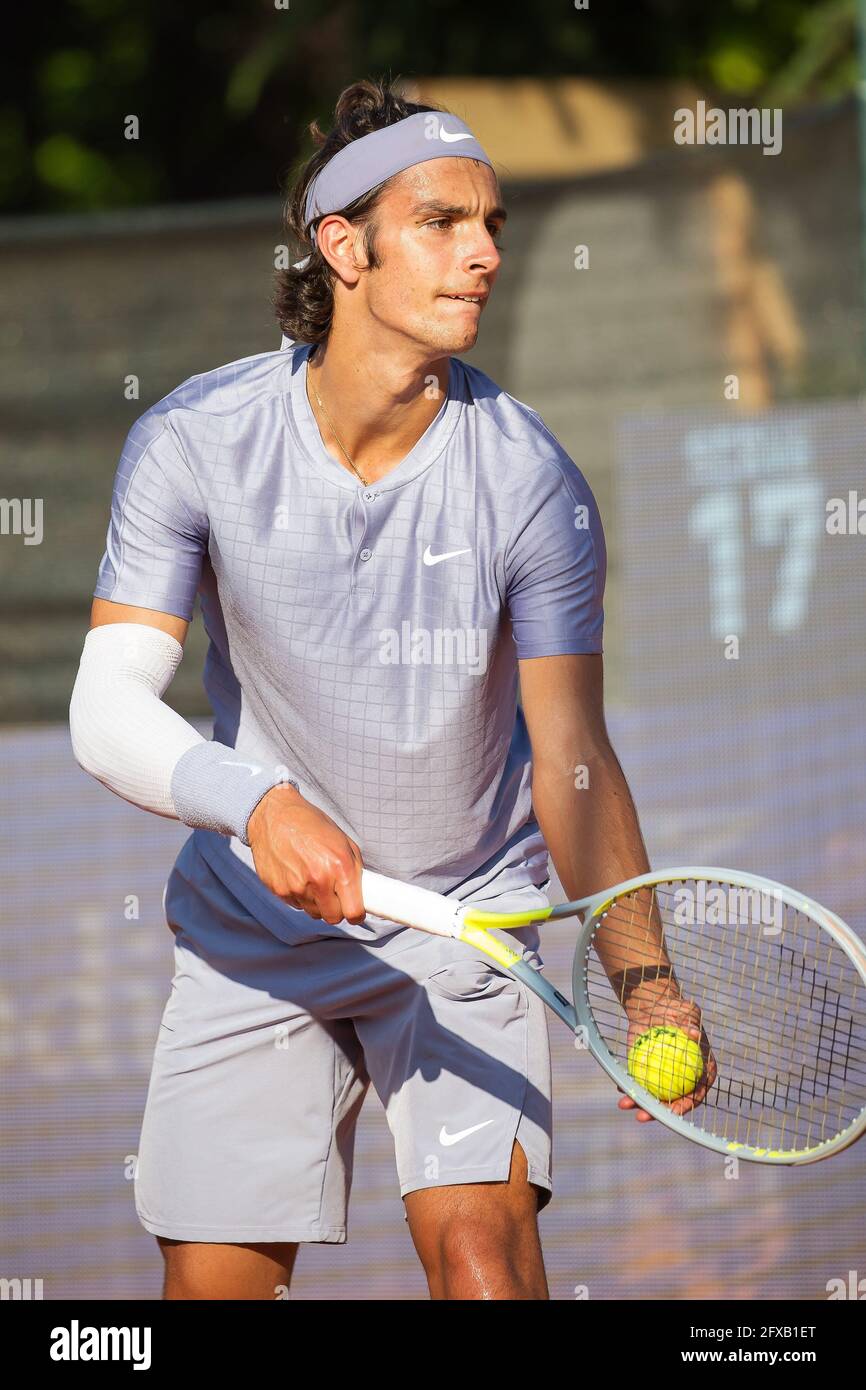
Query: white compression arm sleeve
70,623,202,816
69,623,288,841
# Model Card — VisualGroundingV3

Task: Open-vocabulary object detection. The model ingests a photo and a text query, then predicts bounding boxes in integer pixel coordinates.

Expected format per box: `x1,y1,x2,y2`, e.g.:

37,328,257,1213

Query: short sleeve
94,409,208,622
505,465,606,658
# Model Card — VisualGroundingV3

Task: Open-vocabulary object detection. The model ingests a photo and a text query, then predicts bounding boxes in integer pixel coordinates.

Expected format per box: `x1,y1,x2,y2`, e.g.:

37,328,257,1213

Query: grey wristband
170,742,299,846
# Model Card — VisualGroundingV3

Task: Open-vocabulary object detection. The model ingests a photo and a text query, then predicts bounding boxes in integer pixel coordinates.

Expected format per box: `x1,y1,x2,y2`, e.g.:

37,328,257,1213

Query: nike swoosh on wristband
423,545,472,566
219,760,263,776
439,128,474,143
439,1120,495,1147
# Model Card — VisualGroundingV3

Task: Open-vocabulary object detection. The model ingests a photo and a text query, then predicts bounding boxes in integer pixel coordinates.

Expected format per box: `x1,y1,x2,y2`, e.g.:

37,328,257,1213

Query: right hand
246,785,367,925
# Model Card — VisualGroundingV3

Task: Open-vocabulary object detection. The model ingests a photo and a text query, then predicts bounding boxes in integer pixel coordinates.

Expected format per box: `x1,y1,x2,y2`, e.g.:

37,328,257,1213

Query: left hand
617,993,717,1123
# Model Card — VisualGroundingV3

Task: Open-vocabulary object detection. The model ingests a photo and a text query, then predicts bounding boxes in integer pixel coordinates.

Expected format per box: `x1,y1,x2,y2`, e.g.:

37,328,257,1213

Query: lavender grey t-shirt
94,342,606,944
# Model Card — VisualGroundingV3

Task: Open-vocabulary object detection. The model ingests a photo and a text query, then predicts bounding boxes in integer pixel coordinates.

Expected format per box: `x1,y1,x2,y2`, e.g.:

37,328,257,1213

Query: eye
425,217,452,230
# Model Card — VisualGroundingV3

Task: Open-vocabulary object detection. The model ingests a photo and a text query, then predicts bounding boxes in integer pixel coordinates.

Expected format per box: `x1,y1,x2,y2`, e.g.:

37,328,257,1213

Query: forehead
383,157,503,211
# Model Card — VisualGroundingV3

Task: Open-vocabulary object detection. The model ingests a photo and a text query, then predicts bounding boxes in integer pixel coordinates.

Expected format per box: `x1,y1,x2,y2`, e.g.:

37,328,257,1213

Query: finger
299,859,359,925
292,899,323,921
620,1096,653,1121
335,858,367,925
314,882,350,925
618,1095,653,1121
671,1075,711,1113
289,882,331,921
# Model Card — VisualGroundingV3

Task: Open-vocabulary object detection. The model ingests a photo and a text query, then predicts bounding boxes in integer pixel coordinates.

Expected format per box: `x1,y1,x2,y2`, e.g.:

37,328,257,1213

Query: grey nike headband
302,110,493,248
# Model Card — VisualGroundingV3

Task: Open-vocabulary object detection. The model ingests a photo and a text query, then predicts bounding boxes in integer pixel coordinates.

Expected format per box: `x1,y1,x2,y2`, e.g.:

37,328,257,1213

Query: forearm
531,746,679,1005
69,622,291,844
532,743,651,901
70,621,364,924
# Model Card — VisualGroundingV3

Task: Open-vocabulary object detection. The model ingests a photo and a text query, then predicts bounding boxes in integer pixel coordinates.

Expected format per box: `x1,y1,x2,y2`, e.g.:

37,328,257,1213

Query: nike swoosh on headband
303,111,493,244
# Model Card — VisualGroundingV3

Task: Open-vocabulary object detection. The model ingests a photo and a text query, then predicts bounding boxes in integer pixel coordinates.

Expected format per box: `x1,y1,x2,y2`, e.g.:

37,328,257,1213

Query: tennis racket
360,866,866,1165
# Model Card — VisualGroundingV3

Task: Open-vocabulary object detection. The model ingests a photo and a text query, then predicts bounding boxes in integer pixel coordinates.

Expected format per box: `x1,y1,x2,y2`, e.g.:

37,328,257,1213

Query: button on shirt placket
351,488,378,596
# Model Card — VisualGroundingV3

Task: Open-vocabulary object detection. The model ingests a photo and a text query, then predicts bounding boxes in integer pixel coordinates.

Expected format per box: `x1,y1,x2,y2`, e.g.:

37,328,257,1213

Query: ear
315,214,370,286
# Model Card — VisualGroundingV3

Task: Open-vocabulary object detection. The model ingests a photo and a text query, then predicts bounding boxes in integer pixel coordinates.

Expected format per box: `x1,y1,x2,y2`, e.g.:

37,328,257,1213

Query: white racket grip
360,869,462,938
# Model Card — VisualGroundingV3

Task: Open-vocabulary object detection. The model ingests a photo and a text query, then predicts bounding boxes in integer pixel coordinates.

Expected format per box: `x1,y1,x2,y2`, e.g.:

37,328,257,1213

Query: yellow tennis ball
627,1025,704,1102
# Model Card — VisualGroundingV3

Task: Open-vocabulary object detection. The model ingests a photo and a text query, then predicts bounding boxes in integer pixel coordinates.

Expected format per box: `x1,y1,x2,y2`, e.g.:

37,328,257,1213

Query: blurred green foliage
5,0,858,214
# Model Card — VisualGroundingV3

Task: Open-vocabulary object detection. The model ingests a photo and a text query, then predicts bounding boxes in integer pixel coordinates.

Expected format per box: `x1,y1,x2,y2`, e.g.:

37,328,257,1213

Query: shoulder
128,343,303,449
454,358,597,505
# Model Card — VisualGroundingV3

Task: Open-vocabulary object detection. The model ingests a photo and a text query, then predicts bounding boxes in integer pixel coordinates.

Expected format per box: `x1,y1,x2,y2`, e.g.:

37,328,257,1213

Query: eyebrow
410,199,508,224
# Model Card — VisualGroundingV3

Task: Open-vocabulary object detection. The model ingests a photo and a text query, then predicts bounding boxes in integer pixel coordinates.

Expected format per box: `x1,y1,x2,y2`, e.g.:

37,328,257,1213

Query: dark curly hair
274,78,449,344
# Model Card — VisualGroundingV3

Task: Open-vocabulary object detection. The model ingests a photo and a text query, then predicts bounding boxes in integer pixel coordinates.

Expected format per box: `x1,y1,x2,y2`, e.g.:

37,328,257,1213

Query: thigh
157,1238,299,1301
137,852,371,1247
354,882,554,1219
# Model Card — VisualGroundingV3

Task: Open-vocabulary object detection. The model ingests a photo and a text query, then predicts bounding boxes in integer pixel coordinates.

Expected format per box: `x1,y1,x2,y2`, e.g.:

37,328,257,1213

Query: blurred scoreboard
613,401,866,932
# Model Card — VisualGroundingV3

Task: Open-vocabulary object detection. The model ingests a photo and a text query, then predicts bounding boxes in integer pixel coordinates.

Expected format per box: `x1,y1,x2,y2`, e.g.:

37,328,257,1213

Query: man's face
350,158,505,357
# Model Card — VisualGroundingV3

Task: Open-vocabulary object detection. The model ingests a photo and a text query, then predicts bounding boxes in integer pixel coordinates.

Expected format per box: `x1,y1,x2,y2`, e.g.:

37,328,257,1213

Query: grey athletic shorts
135,838,553,1244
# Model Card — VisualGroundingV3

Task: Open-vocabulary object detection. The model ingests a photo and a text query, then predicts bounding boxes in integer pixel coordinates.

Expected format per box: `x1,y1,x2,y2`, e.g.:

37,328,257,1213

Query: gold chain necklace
308,354,370,487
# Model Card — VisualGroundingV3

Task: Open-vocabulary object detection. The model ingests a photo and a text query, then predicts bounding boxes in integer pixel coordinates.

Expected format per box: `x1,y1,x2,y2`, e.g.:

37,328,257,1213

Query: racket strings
582,880,866,1154
599,892,866,1088
590,914,866,1081
590,897,866,1073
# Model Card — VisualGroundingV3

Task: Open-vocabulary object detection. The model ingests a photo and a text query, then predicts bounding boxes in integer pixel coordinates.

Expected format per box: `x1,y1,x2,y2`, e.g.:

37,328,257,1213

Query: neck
306,328,450,483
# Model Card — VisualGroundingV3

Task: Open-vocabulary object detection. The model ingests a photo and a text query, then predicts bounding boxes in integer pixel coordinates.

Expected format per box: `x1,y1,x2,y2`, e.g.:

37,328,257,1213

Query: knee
432,1211,543,1299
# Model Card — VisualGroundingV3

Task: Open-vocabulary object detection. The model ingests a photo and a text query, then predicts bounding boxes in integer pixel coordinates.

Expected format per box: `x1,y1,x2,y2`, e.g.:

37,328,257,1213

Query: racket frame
459,866,866,1166
360,864,866,1164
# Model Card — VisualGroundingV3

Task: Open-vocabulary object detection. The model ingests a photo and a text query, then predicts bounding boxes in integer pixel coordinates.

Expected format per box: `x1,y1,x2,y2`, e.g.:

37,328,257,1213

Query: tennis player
70,78,662,1301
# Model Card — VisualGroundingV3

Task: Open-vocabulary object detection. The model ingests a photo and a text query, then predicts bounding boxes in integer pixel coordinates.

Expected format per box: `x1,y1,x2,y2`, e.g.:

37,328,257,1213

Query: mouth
440,292,487,309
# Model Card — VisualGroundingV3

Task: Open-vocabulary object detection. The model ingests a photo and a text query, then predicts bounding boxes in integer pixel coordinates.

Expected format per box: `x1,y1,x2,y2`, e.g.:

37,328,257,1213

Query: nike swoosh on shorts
438,1120,495,1147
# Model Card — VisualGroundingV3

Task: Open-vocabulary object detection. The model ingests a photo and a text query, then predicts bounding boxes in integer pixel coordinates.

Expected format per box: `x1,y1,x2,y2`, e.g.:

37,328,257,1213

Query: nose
465,232,501,278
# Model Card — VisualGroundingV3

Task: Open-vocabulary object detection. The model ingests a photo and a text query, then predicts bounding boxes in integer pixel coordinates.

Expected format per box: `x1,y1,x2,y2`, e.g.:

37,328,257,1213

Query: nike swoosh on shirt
439,1120,495,1147
439,128,474,143
219,760,263,776
423,545,472,566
